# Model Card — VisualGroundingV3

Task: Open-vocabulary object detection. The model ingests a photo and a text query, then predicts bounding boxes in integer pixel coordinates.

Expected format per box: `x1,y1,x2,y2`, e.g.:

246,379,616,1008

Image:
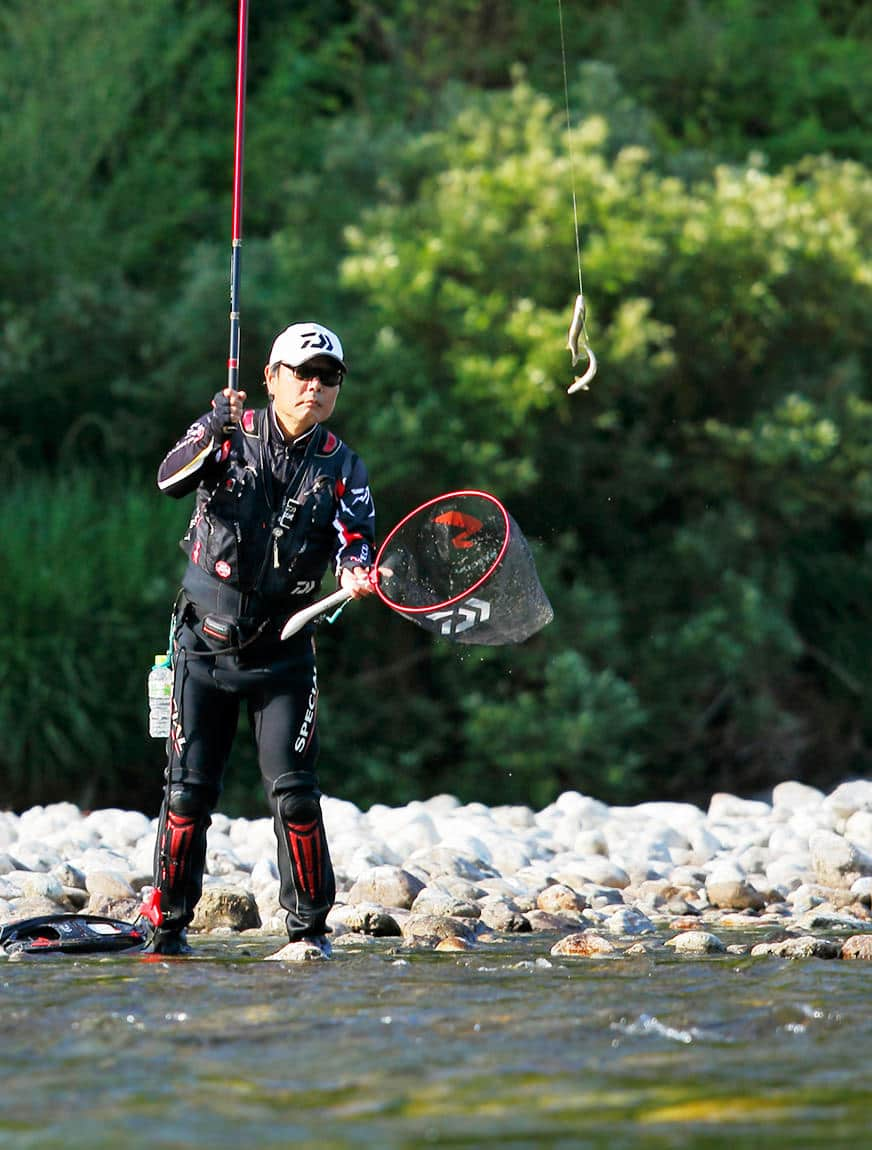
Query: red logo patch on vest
242,409,256,433
320,430,339,455
215,560,232,579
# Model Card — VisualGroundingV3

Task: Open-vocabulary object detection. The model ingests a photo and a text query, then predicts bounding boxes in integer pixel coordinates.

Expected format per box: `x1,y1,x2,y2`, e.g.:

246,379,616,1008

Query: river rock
705,870,766,912
577,857,633,889
787,883,829,915
809,830,872,889
83,808,153,849
1,895,66,923
85,870,136,899
249,857,279,889
411,888,480,918
750,935,841,959
708,793,772,821
771,781,825,813
508,869,556,899
765,856,809,893
584,885,625,909
85,893,141,921
664,930,726,955
629,879,685,912
227,817,278,869
17,803,82,841
823,780,872,823
430,876,489,901
401,913,477,947
550,932,616,957
0,816,18,851
9,843,64,873
477,896,530,932
5,870,65,903
840,934,872,960
205,832,249,877
434,936,474,952
797,908,867,931
844,811,872,850
4,780,872,964
572,829,608,856
53,862,87,890
602,906,656,936
489,804,536,831
403,845,496,882
363,803,441,860
476,875,528,902
264,938,331,962
328,902,402,936
190,886,261,932
347,865,425,909
537,883,587,913
525,909,586,932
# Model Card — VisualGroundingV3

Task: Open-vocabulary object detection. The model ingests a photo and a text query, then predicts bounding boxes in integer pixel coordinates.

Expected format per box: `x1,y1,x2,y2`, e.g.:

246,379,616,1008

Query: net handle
280,588,352,641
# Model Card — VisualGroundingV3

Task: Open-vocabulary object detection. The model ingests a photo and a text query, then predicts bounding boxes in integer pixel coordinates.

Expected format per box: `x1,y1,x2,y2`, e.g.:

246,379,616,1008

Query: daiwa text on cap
268,323,346,371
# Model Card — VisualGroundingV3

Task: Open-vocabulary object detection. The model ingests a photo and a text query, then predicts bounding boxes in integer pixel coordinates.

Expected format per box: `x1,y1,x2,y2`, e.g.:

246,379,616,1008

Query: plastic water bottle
148,655,173,739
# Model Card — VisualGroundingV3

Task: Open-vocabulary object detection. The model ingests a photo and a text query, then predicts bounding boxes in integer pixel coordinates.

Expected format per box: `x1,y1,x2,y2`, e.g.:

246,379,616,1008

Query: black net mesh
376,492,553,645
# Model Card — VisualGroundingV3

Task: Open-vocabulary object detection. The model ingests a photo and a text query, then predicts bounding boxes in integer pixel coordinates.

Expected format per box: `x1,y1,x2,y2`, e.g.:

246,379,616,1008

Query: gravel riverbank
2,779,872,960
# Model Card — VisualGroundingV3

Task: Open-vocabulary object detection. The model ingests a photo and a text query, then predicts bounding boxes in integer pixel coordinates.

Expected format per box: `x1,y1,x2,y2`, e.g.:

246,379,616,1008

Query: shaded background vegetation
1,0,870,815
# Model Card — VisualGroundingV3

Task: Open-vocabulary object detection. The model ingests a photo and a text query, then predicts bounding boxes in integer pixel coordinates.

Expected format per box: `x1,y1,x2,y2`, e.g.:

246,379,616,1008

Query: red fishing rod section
228,0,249,393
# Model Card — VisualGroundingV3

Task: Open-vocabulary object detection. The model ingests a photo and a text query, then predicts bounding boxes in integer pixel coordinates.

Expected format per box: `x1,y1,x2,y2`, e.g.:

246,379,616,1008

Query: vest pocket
198,508,241,582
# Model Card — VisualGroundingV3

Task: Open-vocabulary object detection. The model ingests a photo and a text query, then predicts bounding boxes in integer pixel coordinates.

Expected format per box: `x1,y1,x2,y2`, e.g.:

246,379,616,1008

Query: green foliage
462,649,647,809
332,74,872,802
590,0,872,165
1,1,871,813
0,0,233,468
0,470,187,811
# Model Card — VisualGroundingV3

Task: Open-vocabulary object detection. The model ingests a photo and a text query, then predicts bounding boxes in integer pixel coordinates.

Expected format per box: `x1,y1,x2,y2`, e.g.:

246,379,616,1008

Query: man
144,322,375,958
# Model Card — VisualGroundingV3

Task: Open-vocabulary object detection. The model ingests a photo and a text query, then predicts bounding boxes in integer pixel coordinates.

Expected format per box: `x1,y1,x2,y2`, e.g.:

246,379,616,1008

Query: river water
1,931,869,1148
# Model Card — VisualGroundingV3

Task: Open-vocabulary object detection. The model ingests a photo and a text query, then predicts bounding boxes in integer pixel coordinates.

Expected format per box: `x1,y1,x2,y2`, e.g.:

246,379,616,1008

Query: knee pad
273,770,321,824
168,783,214,820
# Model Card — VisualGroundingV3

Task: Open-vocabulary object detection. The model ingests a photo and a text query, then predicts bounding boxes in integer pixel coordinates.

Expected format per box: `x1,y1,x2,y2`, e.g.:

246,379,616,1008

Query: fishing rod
227,0,250,393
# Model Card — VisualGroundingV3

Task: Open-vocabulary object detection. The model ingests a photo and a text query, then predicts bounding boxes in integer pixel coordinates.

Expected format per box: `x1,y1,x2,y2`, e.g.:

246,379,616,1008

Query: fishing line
557,0,597,394
558,0,583,299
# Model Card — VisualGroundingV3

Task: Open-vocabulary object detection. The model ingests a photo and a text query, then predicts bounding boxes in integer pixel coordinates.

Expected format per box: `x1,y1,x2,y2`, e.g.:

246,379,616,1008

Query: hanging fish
566,293,597,394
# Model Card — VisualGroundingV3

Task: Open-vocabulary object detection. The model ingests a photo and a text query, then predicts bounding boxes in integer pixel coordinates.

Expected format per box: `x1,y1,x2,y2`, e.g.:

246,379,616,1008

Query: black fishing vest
179,410,354,616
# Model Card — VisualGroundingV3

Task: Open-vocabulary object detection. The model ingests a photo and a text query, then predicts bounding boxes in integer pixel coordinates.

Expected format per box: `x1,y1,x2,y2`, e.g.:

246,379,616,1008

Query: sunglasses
281,362,345,388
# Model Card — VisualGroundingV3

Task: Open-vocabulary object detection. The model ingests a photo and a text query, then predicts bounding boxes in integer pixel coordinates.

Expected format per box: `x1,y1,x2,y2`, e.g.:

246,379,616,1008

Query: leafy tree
1,2,871,811
326,74,872,802
0,0,233,466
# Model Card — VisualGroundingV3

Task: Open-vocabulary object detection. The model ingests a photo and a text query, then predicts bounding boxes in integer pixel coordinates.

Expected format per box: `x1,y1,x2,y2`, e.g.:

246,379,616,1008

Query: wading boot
142,926,193,957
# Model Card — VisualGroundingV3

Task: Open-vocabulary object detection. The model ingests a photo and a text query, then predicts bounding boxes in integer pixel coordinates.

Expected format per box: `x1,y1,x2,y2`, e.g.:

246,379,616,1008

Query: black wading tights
152,626,335,941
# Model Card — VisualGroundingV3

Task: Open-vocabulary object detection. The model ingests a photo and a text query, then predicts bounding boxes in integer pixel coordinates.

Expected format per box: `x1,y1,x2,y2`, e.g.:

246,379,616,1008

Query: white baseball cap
268,322,347,371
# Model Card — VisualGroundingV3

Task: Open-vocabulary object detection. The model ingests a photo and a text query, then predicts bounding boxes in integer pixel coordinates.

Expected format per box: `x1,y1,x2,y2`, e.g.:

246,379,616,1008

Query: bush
0,469,186,811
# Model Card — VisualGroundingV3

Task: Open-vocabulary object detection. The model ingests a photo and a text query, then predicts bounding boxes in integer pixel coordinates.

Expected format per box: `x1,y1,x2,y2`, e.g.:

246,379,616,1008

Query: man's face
266,356,342,434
